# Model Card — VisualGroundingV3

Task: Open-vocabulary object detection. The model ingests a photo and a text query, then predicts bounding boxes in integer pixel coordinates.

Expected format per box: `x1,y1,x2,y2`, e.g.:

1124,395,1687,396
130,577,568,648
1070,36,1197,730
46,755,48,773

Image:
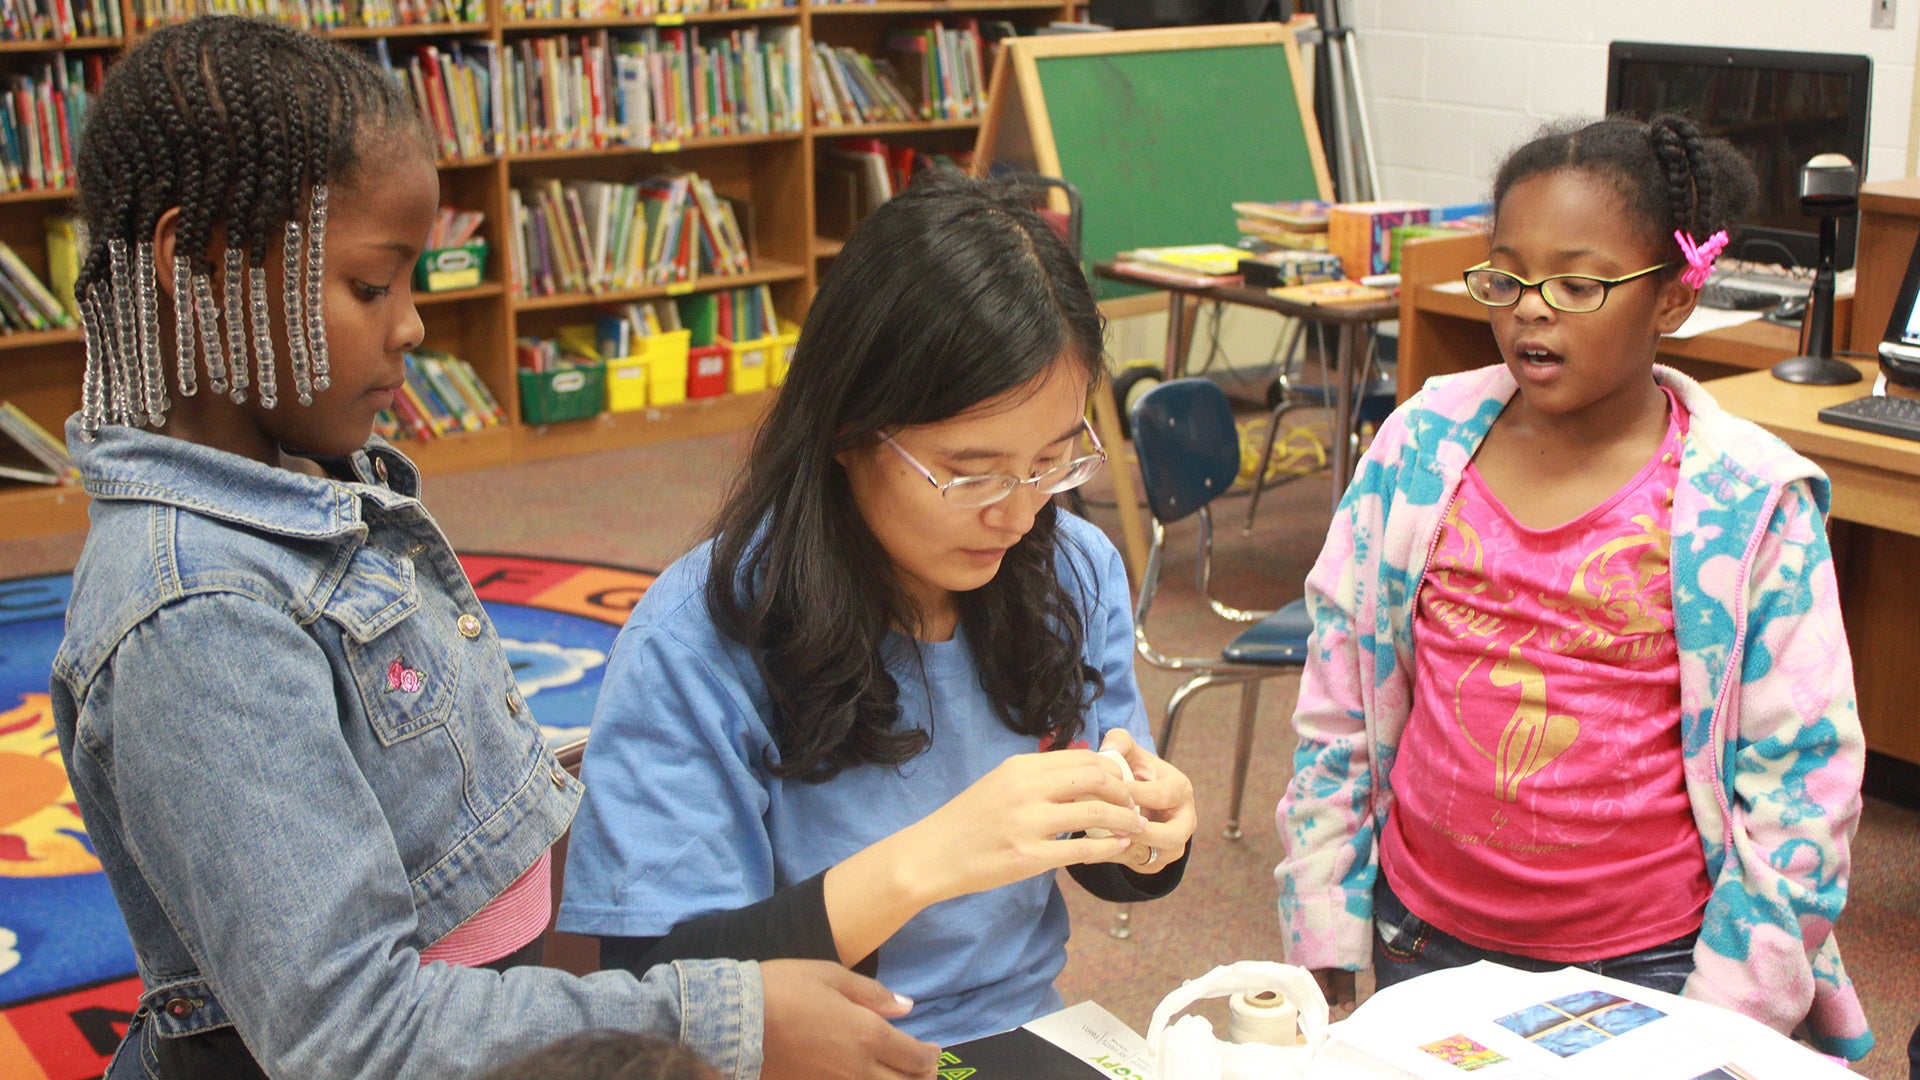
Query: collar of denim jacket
65,416,412,540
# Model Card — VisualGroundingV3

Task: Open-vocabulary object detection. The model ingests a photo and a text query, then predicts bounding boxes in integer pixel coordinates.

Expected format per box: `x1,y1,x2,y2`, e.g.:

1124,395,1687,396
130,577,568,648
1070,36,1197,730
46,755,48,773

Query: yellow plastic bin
640,328,692,407
735,319,801,390
606,356,650,412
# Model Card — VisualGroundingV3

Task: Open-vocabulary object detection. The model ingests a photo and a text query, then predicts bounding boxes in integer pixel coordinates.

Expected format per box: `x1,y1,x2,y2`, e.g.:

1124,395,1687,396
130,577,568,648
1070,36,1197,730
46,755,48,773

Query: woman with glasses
557,171,1196,1048
1277,113,1872,1062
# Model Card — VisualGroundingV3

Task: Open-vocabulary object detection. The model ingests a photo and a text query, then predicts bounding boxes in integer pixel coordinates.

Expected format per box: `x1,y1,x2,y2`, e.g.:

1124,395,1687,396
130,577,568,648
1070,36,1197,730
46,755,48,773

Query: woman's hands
823,748,1142,964
904,748,1147,901
1090,729,1196,874
761,960,939,1079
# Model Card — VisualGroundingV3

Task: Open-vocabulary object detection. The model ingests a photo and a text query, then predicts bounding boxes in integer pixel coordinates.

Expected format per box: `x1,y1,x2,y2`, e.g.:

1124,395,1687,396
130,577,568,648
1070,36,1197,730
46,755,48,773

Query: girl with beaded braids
1275,112,1873,1059
51,17,939,1080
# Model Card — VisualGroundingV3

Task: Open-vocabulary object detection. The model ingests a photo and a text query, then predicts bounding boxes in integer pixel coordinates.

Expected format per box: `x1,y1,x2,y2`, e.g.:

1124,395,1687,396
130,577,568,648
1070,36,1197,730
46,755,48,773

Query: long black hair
1493,113,1758,268
707,171,1108,782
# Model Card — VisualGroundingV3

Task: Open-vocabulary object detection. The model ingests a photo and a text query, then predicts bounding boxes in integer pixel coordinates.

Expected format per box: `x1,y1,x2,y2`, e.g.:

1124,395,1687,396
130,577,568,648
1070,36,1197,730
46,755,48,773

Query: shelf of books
0,0,1074,539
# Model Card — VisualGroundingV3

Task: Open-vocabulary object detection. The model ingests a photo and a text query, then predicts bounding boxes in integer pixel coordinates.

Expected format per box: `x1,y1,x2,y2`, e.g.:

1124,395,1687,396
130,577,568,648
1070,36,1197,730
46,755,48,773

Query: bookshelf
0,0,1074,539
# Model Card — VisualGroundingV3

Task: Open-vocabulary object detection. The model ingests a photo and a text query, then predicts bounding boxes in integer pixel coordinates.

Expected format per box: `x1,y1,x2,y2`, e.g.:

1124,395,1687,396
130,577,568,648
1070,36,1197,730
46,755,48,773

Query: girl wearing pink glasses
560,171,1197,1049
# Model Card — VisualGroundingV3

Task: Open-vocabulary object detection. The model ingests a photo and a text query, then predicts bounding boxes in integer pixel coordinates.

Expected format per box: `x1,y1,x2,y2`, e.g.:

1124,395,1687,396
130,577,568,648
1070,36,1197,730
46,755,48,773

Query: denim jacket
51,421,764,1080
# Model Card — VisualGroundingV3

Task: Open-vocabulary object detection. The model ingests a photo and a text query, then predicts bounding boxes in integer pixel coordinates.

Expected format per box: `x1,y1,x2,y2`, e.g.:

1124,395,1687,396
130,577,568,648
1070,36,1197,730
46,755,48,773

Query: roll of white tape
1083,748,1136,839
1227,989,1300,1046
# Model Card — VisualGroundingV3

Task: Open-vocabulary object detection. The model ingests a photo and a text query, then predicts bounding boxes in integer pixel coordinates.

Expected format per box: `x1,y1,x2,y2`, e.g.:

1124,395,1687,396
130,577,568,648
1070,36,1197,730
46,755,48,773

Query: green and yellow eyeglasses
1462,260,1675,314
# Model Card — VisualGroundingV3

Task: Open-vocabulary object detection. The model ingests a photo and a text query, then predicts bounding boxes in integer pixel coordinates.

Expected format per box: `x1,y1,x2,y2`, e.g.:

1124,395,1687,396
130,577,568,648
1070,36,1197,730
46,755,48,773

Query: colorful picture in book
1687,1067,1761,1080
1418,1034,1507,1071
1495,991,1667,1058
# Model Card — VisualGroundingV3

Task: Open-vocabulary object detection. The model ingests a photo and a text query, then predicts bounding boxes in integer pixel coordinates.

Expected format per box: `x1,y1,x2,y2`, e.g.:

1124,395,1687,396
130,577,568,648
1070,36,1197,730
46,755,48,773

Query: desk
1094,261,1400,507
1704,362,1920,770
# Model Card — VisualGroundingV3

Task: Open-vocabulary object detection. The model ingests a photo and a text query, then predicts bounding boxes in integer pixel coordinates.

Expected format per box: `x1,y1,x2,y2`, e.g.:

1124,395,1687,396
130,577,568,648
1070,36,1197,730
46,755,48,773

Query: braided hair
72,16,428,436
1492,113,1758,273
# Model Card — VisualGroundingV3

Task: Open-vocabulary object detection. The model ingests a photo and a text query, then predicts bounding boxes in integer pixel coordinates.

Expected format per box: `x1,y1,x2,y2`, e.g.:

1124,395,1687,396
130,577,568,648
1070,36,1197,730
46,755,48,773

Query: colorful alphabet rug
0,554,653,1079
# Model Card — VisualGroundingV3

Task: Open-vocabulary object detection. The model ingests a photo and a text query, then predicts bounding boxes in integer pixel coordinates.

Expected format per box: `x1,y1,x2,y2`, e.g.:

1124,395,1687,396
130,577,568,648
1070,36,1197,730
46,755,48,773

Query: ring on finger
1142,845,1159,866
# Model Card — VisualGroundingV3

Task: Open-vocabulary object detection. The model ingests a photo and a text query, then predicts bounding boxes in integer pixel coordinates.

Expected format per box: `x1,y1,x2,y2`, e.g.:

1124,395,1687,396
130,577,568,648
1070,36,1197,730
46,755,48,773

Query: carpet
0,554,654,1080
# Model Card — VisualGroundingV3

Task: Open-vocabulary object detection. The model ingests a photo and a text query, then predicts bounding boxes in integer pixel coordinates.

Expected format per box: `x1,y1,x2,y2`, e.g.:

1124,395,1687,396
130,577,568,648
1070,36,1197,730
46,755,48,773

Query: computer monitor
1605,41,1872,272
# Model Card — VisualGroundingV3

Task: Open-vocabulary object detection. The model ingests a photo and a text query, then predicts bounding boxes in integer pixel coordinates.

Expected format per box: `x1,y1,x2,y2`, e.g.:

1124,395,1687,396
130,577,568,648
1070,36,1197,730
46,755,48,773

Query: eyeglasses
881,418,1107,509
1462,260,1675,314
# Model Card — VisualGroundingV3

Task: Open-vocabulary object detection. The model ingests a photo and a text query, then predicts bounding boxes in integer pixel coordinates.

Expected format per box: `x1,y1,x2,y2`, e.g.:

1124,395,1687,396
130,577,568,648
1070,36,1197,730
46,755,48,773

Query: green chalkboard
1023,33,1329,299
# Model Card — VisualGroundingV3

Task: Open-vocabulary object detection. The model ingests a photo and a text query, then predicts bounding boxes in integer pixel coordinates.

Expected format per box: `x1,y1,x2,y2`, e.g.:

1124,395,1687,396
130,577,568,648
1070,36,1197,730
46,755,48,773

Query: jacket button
164,997,195,1018
550,767,568,788
374,458,389,483
506,689,523,714
457,614,482,639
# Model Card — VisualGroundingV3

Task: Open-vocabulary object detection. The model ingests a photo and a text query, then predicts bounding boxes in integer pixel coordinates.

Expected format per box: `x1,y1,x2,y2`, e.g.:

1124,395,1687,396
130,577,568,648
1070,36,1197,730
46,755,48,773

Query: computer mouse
1770,295,1809,321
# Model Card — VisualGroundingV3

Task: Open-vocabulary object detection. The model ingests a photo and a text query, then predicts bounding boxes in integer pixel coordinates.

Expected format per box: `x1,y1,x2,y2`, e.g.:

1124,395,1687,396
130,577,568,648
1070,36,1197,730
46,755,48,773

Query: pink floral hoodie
1275,363,1872,1060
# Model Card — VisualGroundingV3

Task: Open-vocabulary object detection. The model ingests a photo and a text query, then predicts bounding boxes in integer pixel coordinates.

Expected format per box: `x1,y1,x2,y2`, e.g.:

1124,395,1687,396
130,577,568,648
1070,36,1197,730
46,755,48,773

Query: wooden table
1094,261,1400,508
1704,361,1920,774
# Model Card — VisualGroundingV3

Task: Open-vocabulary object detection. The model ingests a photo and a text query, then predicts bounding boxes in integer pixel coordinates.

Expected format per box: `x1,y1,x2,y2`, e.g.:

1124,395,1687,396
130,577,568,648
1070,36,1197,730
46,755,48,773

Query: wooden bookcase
0,0,1071,538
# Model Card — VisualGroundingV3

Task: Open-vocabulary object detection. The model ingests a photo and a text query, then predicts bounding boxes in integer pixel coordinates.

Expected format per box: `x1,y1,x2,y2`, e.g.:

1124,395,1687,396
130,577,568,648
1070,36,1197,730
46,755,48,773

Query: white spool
1083,748,1135,839
1227,989,1301,1046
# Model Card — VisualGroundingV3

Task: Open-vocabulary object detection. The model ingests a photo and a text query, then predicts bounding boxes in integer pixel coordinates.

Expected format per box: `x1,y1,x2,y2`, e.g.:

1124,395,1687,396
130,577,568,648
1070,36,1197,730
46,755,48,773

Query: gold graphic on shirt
1429,496,1491,595
1539,514,1672,660
1487,630,1580,802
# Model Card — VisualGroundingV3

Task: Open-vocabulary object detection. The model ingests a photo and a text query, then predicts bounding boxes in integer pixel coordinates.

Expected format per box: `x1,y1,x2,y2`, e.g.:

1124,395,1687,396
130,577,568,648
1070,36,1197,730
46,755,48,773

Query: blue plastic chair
1129,377,1314,843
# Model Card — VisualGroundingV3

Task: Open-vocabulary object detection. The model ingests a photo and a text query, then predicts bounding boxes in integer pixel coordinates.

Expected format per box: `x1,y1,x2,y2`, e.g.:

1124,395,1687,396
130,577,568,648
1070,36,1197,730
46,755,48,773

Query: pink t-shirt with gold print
1379,388,1709,962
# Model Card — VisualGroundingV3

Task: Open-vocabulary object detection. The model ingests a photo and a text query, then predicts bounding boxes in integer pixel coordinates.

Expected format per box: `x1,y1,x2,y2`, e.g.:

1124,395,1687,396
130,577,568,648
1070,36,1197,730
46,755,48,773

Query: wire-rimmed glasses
881,418,1107,509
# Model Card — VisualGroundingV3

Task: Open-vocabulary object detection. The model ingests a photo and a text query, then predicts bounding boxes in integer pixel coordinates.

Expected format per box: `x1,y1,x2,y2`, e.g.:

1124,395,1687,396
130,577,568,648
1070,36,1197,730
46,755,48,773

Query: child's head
477,1030,723,1080
74,16,437,457
710,170,1108,780
1477,114,1757,413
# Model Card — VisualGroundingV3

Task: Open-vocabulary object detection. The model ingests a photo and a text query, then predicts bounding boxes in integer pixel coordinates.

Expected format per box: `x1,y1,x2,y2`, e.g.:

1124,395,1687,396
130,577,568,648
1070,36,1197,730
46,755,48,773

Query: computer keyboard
1700,282,1788,311
1818,394,1920,442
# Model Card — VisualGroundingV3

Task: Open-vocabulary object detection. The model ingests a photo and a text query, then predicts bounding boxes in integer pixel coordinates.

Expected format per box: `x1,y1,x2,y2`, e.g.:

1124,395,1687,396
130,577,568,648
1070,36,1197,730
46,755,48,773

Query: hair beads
283,220,312,405
171,253,198,399
221,249,249,403
192,271,228,398
134,242,168,424
106,240,139,427
247,266,277,408
70,18,423,436
305,184,330,393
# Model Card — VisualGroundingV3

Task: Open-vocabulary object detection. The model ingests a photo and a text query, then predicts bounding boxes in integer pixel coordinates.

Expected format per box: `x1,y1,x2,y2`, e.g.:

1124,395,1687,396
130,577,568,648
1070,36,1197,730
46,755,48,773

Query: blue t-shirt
557,512,1151,1045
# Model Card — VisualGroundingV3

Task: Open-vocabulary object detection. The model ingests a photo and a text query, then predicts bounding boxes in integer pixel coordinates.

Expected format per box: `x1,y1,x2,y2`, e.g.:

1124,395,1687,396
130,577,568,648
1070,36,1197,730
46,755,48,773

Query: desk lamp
1772,154,1864,385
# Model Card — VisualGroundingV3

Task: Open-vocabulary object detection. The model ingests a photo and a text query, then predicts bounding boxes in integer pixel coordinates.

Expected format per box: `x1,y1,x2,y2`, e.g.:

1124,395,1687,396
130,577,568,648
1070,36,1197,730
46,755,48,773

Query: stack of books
1233,199,1332,252
367,39,501,161
501,25,802,153
0,400,76,485
502,0,791,16
0,53,101,194
509,171,750,297
0,0,122,41
808,42,914,127
374,350,507,442
131,0,485,30
885,20,986,121
0,239,73,332
1112,243,1247,288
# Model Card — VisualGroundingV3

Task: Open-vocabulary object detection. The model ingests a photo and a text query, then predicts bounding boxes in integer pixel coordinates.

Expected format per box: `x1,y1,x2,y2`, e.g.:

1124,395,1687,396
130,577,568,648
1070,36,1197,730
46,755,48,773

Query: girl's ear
152,207,182,296
1652,274,1699,336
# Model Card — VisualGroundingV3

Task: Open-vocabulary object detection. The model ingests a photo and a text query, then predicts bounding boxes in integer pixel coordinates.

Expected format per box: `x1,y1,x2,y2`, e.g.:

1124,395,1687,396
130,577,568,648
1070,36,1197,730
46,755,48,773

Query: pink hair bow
1674,229,1729,290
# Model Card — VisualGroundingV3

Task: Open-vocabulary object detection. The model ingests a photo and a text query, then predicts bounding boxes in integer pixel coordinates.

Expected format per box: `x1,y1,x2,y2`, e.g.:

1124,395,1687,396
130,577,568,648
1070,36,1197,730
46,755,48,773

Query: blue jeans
1372,874,1698,996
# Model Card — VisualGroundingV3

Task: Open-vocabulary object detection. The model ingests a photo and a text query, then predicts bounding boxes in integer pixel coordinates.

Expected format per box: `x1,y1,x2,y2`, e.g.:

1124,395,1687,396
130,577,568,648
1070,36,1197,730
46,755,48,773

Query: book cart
0,0,1073,539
